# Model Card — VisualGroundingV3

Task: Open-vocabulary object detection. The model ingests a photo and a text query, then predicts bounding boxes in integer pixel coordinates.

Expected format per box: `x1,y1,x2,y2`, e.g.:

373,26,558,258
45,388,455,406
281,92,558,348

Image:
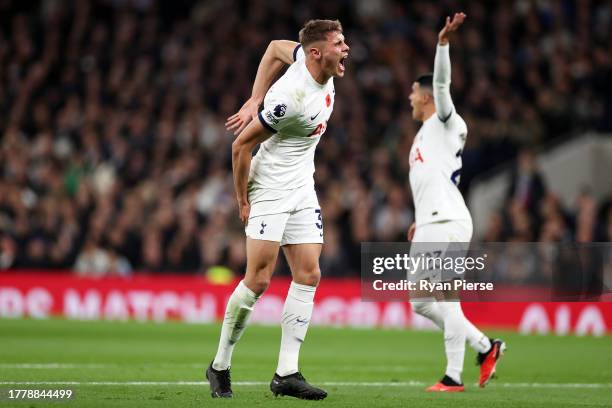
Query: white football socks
439,301,466,384
212,280,259,370
410,298,491,353
465,319,491,354
276,281,316,376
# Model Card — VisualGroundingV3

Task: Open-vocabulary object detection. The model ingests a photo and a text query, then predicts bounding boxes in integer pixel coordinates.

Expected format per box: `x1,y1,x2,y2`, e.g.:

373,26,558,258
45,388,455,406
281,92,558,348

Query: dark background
0,0,611,276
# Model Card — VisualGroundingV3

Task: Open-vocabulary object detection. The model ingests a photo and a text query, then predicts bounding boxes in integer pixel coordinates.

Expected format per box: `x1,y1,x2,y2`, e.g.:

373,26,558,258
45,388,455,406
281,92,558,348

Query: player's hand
438,12,466,45
407,223,416,241
238,200,251,225
226,97,260,136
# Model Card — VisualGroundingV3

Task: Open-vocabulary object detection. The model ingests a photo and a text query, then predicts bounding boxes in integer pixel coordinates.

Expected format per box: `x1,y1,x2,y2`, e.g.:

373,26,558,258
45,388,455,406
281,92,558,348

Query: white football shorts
245,186,323,245
408,219,473,283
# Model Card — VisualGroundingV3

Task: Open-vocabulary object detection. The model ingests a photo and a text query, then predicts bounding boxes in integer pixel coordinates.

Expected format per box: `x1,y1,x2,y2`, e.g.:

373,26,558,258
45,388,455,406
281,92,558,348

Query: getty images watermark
361,242,612,302
370,251,493,293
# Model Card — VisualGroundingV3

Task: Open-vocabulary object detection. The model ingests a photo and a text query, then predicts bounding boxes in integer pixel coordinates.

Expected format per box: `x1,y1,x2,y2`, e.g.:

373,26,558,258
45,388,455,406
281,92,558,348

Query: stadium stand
0,0,611,275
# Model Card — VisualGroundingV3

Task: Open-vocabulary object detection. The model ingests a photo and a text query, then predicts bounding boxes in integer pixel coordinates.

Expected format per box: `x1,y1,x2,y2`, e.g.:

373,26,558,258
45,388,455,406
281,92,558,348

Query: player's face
320,31,349,77
409,82,424,121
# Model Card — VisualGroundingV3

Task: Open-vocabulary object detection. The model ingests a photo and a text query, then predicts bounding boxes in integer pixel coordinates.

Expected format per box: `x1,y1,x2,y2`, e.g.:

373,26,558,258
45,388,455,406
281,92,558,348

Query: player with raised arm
407,13,506,392
206,20,349,400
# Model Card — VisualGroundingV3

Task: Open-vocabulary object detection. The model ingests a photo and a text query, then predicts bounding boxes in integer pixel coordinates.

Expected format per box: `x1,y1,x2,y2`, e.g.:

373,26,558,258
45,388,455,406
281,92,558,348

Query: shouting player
206,20,349,400
407,13,506,392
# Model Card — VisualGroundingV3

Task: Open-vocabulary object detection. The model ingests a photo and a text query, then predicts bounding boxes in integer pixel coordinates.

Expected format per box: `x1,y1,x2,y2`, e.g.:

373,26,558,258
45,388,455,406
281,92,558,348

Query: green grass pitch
0,318,610,407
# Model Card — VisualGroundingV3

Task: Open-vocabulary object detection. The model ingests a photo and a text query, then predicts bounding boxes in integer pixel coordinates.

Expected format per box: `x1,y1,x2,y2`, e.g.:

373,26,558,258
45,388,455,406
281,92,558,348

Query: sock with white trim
212,280,259,370
276,281,316,376
465,319,491,354
439,301,466,384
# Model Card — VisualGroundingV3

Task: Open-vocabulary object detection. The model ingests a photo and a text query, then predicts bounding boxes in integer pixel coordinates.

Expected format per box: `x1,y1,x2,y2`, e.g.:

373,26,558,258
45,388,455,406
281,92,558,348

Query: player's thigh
282,243,322,286
410,221,471,299
409,224,450,282
280,206,324,246
244,212,289,293
244,237,281,294
280,206,324,284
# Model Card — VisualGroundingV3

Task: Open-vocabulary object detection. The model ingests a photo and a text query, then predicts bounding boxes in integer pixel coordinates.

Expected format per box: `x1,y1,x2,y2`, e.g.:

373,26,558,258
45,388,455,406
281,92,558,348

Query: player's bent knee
410,298,437,316
244,275,271,295
410,301,428,316
244,263,275,295
293,267,321,287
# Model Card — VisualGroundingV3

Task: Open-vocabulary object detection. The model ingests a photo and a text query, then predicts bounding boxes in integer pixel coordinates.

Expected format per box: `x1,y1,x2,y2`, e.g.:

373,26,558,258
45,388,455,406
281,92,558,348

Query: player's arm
407,222,416,241
231,119,275,224
249,40,300,101
434,12,466,123
226,40,300,135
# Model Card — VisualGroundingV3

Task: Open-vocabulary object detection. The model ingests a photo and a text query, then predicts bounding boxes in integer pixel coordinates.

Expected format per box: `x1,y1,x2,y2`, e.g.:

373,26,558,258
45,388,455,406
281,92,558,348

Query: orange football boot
478,339,507,387
426,375,465,392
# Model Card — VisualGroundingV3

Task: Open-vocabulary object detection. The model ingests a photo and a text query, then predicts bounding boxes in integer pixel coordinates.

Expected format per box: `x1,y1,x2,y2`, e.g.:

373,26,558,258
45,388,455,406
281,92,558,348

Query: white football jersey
250,45,335,195
409,111,472,227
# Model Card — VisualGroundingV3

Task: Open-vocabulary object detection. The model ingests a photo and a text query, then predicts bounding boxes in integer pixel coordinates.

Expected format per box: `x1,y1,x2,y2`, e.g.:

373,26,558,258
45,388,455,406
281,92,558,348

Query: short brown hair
299,19,343,47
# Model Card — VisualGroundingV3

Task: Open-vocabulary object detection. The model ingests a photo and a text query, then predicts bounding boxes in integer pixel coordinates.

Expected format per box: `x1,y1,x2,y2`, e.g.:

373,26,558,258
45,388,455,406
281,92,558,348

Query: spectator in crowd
506,147,546,218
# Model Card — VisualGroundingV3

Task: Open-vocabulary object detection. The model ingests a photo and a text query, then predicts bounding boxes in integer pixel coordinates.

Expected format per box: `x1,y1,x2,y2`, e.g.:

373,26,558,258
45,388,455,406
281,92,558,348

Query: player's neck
422,106,436,122
305,60,331,85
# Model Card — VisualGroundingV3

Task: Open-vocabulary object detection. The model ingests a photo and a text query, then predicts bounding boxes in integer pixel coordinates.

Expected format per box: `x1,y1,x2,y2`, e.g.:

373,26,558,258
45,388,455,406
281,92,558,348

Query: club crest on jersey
273,104,287,117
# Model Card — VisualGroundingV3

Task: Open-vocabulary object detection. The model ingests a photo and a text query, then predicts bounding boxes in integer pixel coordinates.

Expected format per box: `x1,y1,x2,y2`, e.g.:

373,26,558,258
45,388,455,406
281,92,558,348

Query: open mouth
339,56,347,72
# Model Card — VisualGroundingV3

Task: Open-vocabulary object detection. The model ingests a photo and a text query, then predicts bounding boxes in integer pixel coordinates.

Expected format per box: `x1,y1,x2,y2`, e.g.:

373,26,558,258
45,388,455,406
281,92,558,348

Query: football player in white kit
206,20,349,400
407,13,506,392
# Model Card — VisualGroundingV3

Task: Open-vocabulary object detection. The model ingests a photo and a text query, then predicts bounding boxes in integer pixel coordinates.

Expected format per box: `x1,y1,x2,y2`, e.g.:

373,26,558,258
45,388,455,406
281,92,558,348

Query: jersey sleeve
258,88,299,133
433,43,455,123
293,44,305,62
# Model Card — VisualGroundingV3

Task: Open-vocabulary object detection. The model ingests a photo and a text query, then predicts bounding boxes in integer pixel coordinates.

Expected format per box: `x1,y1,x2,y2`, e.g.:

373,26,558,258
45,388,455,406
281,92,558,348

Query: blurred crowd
1,0,611,276
486,148,612,245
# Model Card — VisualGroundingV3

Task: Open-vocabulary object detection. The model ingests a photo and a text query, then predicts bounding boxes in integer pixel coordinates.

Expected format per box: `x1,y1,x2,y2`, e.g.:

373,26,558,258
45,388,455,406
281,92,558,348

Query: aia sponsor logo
308,121,327,137
409,146,425,167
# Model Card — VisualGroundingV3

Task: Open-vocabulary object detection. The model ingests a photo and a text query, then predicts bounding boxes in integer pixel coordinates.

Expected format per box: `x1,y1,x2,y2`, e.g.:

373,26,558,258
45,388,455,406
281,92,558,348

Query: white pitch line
0,363,422,373
0,364,107,369
0,363,201,369
0,381,610,389
500,382,612,389
0,363,420,371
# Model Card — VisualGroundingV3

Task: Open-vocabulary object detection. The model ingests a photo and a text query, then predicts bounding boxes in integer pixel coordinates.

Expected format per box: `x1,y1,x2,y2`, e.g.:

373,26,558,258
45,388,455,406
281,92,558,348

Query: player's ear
419,92,427,104
308,45,322,60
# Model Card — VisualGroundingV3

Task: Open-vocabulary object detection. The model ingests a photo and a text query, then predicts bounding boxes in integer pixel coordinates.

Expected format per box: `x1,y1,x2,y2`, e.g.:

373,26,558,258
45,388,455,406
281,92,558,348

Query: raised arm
226,40,300,135
434,12,466,123
250,40,300,101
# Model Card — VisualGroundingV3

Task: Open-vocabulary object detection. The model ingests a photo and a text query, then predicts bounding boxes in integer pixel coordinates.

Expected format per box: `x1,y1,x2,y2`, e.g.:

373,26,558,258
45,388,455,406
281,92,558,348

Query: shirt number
450,149,463,186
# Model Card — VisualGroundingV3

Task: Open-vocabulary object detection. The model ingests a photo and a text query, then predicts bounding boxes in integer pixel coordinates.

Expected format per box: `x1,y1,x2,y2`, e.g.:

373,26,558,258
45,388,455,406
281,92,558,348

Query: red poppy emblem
326,94,331,107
